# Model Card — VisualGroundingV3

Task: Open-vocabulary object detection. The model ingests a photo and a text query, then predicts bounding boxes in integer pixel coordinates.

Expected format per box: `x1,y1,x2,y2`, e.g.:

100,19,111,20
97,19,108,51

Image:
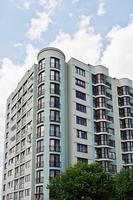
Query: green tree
48,162,112,200
112,168,133,200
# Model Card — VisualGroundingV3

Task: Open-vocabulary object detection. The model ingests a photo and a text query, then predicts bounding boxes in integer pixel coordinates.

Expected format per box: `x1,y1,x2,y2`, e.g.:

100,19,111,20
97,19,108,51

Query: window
50,83,60,95
77,130,87,139
25,189,30,196
50,70,60,81
94,97,106,108
50,139,60,152
19,177,24,189
77,143,88,153
93,85,106,96
92,74,105,84
38,71,45,84
50,57,60,69
37,140,44,153
94,109,106,120
50,154,60,167
36,170,44,183
20,164,25,176
75,66,85,77
76,116,87,126
95,121,107,132
77,157,88,163
39,59,45,71
37,111,44,124
36,186,43,199
50,110,60,122
50,96,60,108
38,84,45,97
50,170,60,178
50,124,60,137
25,174,30,182
38,98,44,110
76,103,86,113
76,90,86,100
37,125,44,138
75,78,85,88
36,155,44,168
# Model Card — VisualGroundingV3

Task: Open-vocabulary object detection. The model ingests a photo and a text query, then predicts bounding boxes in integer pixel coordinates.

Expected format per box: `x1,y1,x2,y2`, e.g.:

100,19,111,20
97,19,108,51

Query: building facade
2,47,133,200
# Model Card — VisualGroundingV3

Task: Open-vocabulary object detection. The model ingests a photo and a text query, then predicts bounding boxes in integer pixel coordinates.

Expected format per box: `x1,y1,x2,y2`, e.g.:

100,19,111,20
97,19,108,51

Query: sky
0,0,133,197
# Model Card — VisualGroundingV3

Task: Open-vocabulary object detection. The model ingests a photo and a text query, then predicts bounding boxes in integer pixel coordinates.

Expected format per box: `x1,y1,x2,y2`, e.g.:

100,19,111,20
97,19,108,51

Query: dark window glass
75,78,85,88
50,110,60,122
37,111,44,124
77,130,87,139
76,103,86,113
38,84,45,97
77,143,88,153
50,139,60,152
76,90,86,100
77,157,88,163
50,96,60,108
37,140,44,153
38,71,45,84
95,121,107,132
93,85,106,96
37,125,44,138
39,59,45,71
50,83,60,95
76,116,87,126
38,98,44,110
75,66,85,77
50,154,60,167
36,154,44,168
50,124,60,137
36,186,43,197
36,170,44,183
50,70,60,81
50,57,60,69
50,170,60,178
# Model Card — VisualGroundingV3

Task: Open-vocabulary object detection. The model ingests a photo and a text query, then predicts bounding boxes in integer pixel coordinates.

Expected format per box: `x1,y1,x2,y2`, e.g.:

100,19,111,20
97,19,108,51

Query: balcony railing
34,193,43,200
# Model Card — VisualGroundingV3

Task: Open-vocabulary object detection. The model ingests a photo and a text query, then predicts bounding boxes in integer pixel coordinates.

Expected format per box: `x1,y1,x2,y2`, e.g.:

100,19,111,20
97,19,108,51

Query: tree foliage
48,162,112,200
112,168,133,200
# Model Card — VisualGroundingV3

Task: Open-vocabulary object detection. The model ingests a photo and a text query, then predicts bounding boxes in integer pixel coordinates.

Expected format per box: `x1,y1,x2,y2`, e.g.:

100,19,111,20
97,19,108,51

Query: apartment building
2,47,133,200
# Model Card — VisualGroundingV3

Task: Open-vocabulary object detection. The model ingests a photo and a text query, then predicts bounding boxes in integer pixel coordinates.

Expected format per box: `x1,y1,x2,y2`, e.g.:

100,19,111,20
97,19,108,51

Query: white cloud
13,43,23,48
101,20,133,79
38,0,62,10
27,0,62,41
10,0,33,10
27,12,52,41
97,0,106,16
50,15,102,64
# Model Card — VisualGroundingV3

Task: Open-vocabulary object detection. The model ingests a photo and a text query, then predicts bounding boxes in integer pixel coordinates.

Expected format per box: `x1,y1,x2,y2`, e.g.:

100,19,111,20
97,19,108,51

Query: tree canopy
112,168,133,200
48,162,112,200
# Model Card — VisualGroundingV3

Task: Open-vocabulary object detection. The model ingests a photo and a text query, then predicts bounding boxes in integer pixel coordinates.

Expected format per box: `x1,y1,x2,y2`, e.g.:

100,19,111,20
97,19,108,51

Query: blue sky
0,0,133,196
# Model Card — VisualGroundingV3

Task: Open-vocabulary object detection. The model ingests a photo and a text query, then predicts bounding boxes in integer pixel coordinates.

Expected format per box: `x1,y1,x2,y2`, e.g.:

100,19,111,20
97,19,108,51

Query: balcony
35,193,43,200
